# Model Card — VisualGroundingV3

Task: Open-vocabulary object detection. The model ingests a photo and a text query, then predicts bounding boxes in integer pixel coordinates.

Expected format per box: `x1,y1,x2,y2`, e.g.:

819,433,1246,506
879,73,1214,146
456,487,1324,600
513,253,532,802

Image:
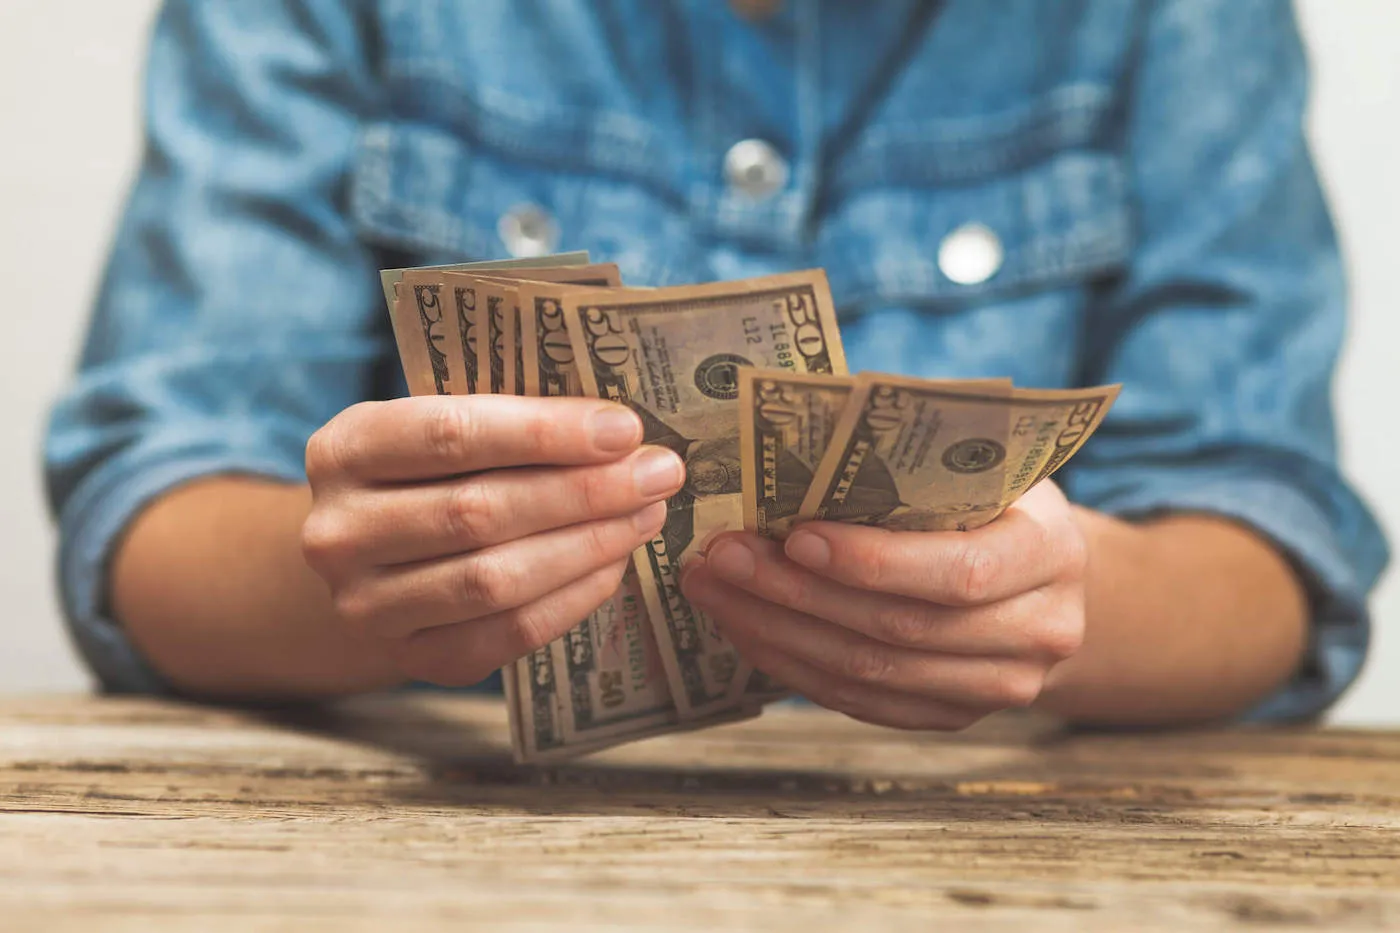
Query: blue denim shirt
46,0,1389,720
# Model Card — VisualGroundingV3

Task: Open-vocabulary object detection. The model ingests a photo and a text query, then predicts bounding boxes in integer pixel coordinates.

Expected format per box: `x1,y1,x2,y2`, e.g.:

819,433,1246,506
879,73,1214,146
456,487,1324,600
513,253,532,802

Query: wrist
1031,506,1152,723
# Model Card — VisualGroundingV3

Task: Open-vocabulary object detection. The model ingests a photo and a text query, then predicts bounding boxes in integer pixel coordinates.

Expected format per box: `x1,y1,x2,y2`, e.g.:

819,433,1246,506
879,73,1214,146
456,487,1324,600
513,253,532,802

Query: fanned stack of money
382,254,1118,763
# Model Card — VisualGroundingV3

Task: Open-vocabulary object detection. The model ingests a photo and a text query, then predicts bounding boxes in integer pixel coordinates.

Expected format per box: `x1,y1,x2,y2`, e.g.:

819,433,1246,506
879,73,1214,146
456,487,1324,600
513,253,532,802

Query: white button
498,204,559,258
724,139,789,200
938,223,1004,286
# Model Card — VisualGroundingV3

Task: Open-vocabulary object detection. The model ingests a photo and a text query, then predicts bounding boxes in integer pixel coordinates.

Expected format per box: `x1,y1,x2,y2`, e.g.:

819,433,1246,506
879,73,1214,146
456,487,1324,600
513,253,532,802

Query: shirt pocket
348,119,697,286
819,85,1134,311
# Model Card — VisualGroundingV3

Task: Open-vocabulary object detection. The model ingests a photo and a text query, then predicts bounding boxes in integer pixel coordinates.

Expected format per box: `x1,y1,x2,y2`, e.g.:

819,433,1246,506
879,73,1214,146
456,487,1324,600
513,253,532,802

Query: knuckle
305,422,347,481
767,564,817,612
424,401,475,461
500,559,627,661
574,464,614,518
510,567,623,656
308,402,379,479
522,405,566,458
459,551,519,612
330,586,375,634
873,603,935,647
948,542,998,604
849,542,890,591
303,427,334,478
840,643,897,685
444,480,503,545
300,513,352,571
507,608,556,657
990,662,1044,709
1035,610,1086,661
585,515,632,562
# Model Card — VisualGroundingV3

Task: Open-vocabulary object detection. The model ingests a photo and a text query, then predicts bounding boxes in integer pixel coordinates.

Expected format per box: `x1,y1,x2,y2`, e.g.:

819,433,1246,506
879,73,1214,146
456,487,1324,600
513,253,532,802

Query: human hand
301,396,683,686
680,481,1087,729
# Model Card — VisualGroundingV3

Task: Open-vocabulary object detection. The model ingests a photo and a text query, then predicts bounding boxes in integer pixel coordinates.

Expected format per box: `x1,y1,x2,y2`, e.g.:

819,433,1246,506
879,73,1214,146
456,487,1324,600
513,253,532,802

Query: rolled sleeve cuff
1082,472,1370,723
56,437,305,695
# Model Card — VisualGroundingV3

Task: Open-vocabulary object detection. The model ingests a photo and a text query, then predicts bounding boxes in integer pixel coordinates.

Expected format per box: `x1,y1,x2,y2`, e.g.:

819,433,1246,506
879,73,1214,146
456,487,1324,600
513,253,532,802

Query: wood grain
2,694,1397,931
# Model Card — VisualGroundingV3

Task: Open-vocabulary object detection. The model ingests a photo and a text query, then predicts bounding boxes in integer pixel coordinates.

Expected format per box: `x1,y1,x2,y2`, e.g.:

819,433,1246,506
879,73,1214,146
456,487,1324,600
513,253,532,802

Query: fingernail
695,527,726,556
785,530,830,570
708,538,756,583
632,446,685,498
589,405,642,453
632,500,667,536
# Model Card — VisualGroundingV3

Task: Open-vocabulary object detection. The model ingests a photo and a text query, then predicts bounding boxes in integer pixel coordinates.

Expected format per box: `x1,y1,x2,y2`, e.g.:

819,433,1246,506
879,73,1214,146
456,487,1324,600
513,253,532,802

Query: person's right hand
300,395,681,687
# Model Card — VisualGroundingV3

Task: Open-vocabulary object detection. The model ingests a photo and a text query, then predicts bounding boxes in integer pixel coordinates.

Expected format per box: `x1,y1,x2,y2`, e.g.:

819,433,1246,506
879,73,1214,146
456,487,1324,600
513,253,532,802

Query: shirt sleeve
1061,0,1390,721
44,2,386,693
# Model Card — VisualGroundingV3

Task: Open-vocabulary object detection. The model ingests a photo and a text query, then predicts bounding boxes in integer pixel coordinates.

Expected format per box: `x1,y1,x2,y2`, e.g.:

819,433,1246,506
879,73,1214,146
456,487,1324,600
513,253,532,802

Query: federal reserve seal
941,438,1006,474
693,353,753,400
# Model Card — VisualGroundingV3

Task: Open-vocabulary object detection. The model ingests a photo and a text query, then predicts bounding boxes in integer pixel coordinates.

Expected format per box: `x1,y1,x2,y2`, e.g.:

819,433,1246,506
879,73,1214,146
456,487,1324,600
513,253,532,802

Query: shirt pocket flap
349,120,685,283
822,151,1134,308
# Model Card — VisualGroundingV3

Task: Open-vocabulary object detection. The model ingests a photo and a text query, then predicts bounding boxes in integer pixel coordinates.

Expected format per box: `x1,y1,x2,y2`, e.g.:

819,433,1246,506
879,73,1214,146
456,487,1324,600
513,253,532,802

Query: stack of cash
381,254,1118,762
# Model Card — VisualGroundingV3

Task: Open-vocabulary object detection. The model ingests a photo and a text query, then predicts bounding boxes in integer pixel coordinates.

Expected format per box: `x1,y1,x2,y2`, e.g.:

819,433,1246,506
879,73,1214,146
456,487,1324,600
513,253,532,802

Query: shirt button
724,139,789,201
498,204,560,259
938,223,1004,286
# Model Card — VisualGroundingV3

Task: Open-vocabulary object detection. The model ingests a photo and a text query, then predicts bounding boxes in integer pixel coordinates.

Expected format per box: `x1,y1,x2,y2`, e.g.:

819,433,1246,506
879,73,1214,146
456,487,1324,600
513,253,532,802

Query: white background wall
0,1,1395,720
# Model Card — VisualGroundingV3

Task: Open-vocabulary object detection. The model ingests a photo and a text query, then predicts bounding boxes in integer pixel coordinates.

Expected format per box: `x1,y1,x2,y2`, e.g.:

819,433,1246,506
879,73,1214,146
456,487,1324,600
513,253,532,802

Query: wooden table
1,695,1397,931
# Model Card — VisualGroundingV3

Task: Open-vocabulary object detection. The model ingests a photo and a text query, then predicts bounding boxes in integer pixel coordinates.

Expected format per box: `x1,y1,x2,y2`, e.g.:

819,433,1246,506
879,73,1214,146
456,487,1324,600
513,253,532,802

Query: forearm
1039,509,1308,726
111,476,405,701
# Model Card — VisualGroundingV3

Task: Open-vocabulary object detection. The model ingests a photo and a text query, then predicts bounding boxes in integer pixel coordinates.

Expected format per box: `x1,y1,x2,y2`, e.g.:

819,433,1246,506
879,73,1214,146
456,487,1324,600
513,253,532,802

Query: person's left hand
680,480,1088,730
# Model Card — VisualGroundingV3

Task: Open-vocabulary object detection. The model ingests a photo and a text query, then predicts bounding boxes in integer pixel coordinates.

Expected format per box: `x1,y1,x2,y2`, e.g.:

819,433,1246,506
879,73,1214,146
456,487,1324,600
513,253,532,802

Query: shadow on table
248,697,1212,821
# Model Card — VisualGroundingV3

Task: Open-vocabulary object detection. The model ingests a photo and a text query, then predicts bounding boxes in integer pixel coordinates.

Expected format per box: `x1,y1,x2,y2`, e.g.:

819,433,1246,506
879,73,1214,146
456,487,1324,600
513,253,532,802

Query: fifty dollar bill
564,270,848,718
800,374,1118,532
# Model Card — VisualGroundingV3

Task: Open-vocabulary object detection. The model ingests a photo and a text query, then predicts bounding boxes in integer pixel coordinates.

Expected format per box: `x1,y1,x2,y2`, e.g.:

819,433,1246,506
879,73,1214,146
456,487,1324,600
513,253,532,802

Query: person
46,0,1389,729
